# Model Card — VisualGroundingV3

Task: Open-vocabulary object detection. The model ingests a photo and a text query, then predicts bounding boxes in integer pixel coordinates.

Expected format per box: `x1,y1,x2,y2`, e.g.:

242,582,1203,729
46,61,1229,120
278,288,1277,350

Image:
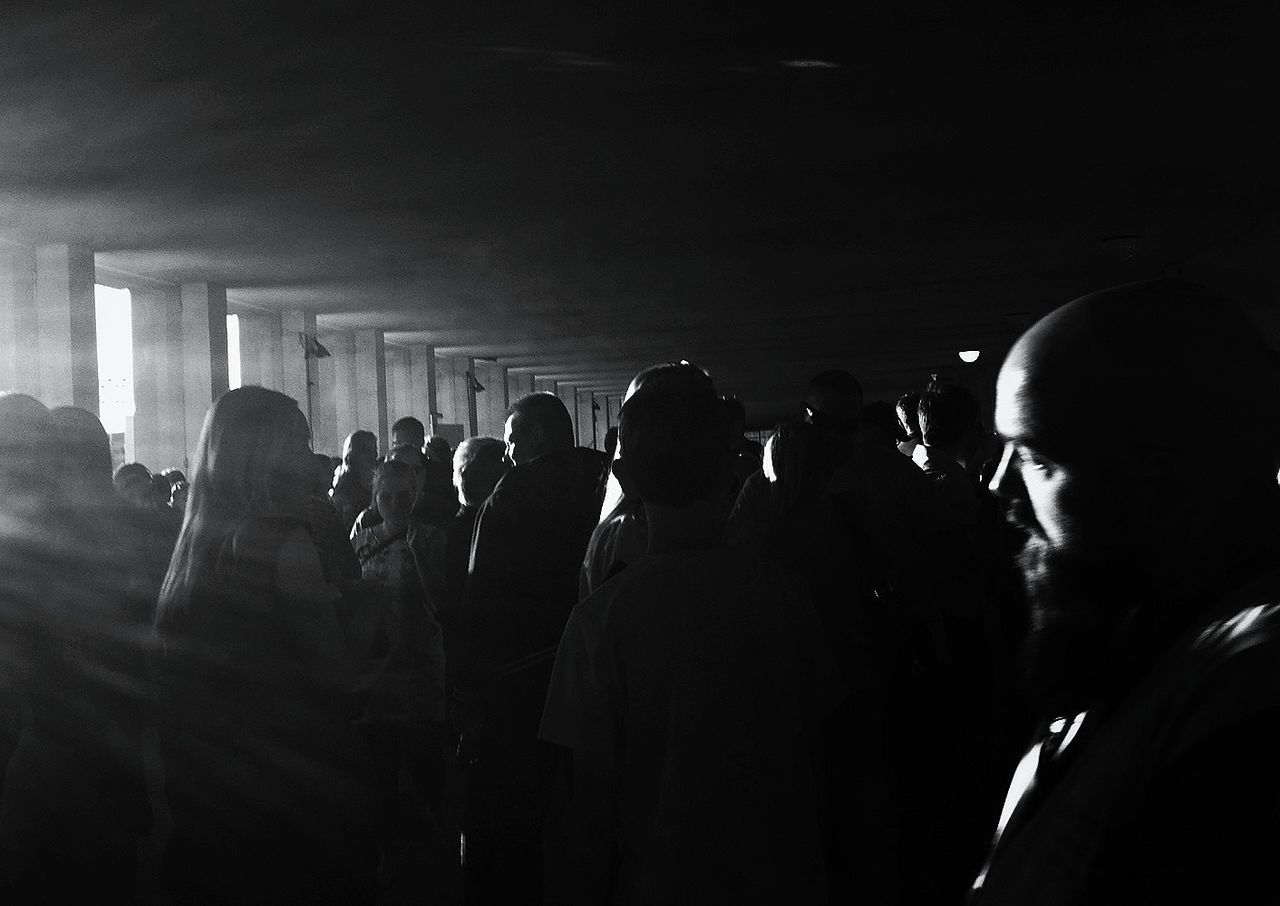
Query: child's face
376,475,416,528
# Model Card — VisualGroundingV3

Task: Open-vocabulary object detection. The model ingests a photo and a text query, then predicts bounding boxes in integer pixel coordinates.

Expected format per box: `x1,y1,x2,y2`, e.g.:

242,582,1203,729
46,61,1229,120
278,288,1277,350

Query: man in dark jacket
970,279,1280,904
456,391,605,904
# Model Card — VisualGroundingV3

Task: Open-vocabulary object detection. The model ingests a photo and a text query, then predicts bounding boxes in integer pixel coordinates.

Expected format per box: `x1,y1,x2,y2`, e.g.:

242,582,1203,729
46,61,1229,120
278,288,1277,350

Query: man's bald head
999,278,1278,477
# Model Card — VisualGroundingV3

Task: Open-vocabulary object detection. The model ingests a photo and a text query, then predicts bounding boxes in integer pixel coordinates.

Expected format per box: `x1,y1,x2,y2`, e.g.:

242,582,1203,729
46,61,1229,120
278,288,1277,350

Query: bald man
970,279,1280,904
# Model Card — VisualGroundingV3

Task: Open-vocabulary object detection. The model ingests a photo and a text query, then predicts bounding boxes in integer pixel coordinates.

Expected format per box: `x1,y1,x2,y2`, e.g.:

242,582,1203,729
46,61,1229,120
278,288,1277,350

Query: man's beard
1014,533,1142,719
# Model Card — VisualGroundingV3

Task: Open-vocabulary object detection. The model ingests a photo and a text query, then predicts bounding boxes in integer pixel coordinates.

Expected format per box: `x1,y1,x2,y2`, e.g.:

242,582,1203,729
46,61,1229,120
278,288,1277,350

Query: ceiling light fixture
958,350,981,364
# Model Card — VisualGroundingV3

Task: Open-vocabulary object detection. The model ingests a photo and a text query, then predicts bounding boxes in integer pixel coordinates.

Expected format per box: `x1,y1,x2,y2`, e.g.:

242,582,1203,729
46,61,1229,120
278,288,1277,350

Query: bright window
95,285,133,434
227,314,241,389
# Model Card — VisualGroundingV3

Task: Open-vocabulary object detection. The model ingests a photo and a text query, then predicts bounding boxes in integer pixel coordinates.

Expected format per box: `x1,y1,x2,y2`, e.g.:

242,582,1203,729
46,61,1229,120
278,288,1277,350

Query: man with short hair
456,391,606,904
916,382,983,530
391,415,426,452
540,363,844,905
970,279,1280,903
896,390,923,458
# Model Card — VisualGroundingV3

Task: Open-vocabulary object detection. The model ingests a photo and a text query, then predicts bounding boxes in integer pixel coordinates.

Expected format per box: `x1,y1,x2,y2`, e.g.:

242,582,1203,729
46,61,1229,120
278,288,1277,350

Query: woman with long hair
152,387,376,904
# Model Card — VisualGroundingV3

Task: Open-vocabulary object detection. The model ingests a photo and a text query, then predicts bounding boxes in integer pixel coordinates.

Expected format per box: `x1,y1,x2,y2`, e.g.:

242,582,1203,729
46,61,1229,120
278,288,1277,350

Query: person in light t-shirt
540,362,846,905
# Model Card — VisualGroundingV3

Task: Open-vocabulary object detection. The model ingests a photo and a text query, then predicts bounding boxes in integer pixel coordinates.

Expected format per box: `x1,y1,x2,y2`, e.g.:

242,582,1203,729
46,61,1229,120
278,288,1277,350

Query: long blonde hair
156,386,311,624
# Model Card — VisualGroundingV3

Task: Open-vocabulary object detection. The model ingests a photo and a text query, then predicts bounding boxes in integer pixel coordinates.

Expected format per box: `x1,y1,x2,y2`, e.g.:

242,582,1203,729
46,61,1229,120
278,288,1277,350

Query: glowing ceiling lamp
958,350,981,364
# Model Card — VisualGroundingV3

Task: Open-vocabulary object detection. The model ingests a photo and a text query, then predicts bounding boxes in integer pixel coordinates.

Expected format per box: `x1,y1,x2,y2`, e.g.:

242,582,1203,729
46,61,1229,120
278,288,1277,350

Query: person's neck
643,497,726,555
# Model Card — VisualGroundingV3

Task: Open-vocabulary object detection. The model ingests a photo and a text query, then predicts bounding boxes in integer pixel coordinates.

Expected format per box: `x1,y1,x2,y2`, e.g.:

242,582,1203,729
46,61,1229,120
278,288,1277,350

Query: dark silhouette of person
455,391,606,905
969,279,1280,904
540,363,845,905
332,429,379,535
0,404,156,901
151,388,376,904
392,415,427,452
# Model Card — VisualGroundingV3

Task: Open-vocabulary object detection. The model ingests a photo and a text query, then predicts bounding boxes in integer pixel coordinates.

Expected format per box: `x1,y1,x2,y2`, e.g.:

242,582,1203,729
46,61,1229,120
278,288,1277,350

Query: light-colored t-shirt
540,544,847,905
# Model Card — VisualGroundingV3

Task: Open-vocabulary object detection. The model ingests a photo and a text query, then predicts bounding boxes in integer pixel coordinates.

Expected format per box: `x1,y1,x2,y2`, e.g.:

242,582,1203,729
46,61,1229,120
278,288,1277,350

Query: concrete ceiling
4,1,1280,425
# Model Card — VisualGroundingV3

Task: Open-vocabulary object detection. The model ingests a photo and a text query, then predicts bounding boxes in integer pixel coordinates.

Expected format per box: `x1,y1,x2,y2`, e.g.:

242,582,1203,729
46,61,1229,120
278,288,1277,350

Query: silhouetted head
0,392,51,506
391,416,426,451
160,467,187,487
160,387,314,615
616,362,726,508
453,436,509,507
341,430,378,478
372,458,416,532
504,392,574,466
719,395,747,437
896,390,922,441
918,383,980,456
425,435,452,464
113,462,155,510
763,420,831,511
805,369,862,430
859,400,904,447
989,278,1280,715
48,405,113,503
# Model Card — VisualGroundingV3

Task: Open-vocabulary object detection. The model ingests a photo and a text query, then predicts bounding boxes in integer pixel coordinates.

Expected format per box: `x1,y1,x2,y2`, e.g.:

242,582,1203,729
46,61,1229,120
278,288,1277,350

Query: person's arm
566,747,621,905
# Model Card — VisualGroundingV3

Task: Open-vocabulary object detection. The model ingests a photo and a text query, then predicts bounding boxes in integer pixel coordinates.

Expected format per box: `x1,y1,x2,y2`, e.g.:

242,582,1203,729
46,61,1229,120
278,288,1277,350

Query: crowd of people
3,277,1280,904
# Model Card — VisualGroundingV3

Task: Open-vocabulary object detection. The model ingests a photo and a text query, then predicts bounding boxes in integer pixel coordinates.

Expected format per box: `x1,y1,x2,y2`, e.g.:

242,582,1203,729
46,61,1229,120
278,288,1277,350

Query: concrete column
130,284,187,471
0,243,39,395
385,346,412,430
408,344,438,433
34,243,98,410
327,330,359,451
312,349,338,457
557,383,578,444
506,370,534,406
354,328,388,452
473,360,508,437
178,282,229,456
433,354,469,436
576,389,598,449
238,311,284,391
280,309,314,410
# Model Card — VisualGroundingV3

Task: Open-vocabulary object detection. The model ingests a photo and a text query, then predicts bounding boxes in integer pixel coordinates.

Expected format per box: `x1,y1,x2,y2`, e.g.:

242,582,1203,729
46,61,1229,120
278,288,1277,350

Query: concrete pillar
434,354,473,437
354,328,388,452
280,309,314,411
472,360,508,437
408,344,438,433
130,284,187,471
327,331,359,451
34,243,98,410
178,282,229,458
557,383,578,444
312,348,338,457
0,243,39,395
385,346,413,431
506,370,534,406
463,357,479,438
238,311,284,391
576,389,598,449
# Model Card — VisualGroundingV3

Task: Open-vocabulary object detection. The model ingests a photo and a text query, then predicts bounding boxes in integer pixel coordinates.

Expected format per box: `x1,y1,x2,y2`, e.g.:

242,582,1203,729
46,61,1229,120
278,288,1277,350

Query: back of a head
618,362,724,508
392,416,426,450
719,395,747,435
160,386,310,615
764,420,831,510
508,391,575,452
918,383,980,448
453,436,509,506
113,462,154,504
48,405,113,497
806,369,863,428
342,430,378,468
425,435,453,463
860,400,905,444
0,392,51,498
